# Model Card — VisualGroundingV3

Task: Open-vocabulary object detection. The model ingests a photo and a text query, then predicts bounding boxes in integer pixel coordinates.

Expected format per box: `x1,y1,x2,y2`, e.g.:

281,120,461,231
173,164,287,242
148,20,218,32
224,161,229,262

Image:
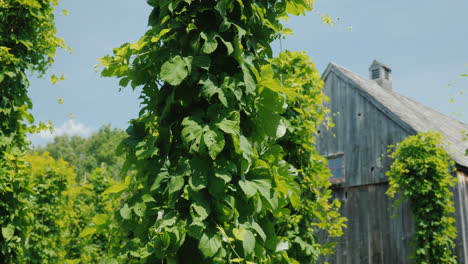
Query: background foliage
34,125,127,181
19,152,123,263
386,132,457,264
100,0,344,263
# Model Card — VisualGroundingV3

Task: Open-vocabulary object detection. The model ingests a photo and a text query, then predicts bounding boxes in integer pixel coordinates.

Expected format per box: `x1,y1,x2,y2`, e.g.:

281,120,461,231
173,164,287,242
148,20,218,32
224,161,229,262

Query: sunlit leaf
160,56,189,85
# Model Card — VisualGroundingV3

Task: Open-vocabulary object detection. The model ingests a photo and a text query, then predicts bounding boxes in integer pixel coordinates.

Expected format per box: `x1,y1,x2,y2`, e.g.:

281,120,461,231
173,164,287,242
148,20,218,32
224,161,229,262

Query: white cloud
29,119,93,146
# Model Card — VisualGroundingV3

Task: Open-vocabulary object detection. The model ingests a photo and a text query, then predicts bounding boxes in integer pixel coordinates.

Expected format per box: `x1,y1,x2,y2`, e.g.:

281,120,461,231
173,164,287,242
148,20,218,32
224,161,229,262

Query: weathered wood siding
317,72,409,187
321,184,414,264
454,170,468,264
317,71,468,263
321,172,468,264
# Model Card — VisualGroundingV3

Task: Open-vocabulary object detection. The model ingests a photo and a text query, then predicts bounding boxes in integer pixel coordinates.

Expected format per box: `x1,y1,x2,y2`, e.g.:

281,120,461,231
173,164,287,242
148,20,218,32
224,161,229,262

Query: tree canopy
34,125,127,181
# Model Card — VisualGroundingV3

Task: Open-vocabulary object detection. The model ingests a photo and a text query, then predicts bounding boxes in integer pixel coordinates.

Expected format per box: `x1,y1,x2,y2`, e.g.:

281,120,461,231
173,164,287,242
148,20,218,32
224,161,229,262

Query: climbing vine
100,0,344,263
271,51,346,259
0,0,65,262
386,132,457,264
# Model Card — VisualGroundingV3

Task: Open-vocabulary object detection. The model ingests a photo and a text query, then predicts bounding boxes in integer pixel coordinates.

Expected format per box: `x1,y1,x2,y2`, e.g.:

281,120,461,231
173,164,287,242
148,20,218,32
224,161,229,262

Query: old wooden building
317,61,468,263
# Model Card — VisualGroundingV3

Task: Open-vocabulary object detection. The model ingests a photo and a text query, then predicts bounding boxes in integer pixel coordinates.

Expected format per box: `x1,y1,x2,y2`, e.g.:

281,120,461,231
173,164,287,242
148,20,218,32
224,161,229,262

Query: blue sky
29,0,468,145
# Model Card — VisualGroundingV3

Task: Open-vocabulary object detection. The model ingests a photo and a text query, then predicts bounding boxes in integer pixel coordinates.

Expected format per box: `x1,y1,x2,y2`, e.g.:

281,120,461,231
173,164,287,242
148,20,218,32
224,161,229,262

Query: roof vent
369,60,392,90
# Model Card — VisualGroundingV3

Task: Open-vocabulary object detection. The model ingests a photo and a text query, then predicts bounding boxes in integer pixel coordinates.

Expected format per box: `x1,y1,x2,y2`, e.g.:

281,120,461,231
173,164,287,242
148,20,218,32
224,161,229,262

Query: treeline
6,125,128,263
33,125,126,182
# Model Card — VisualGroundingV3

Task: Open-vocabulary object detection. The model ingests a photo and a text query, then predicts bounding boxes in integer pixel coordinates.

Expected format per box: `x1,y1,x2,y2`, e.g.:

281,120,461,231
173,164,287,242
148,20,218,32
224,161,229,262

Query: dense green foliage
0,0,65,261
23,152,123,263
386,132,457,264
100,1,344,263
271,51,345,257
23,153,76,263
34,125,127,181
1,2,124,262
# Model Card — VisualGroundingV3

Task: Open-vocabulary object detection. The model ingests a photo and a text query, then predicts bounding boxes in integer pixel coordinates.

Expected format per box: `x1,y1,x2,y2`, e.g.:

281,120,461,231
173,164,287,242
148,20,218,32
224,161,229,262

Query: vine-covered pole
101,0,345,263
387,132,457,264
0,0,65,262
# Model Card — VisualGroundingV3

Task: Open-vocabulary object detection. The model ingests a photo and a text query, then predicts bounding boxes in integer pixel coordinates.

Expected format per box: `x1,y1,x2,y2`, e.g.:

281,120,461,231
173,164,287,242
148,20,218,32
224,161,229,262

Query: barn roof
323,62,468,169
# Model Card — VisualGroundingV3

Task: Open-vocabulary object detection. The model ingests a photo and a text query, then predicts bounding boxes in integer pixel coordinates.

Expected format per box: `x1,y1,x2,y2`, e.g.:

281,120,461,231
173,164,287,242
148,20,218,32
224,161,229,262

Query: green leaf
201,32,218,54
2,225,14,241
286,1,309,16
199,232,221,257
168,175,185,193
215,169,232,184
133,202,147,217
239,179,257,198
191,200,210,221
181,116,205,154
188,221,205,238
209,169,232,195
258,88,286,113
93,214,109,225
252,179,272,200
233,227,247,240
99,258,119,264
239,135,254,159
203,127,225,159
79,226,97,238
258,108,281,138
220,38,234,55
242,230,255,254
142,194,156,203
17,105,34,124
321,14,334,27
50,74,59,84
131,36,147,51
241,64,256,94
120,203,132,220
259,64,281,92
199,75,230,107
160,56,189,85
151,28,171,43
102,182,129,196
189,158,208,191
216,112,240,135
252,222,266,241
275,240,290,252
200,75,219,100
119,77,130,87
151,162,169,191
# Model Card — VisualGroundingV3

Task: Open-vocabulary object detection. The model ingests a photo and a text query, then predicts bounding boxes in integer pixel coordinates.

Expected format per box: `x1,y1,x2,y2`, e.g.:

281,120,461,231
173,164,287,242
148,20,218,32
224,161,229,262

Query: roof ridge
325,62,468,168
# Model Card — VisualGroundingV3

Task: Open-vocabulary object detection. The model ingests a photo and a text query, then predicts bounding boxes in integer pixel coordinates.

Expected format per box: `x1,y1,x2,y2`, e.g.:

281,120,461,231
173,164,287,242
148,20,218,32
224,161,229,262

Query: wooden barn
316,61,468,263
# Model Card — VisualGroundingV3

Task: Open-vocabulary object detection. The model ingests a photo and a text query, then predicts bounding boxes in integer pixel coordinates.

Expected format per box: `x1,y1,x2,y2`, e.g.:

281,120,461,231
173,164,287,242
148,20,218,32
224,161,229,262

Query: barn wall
316,71,409,187
321,174,468,264
317,70,468,263
453,170,468,263
320,183,414,264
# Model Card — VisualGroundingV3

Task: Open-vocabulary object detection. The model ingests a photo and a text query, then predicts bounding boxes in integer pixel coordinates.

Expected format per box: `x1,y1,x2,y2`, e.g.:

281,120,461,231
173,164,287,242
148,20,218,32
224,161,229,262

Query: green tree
23,152,76,263
100,1,344,263
0,0,65,262
35,125,127,181
387,132,457,264
64,166,125,263
24,152,125,263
